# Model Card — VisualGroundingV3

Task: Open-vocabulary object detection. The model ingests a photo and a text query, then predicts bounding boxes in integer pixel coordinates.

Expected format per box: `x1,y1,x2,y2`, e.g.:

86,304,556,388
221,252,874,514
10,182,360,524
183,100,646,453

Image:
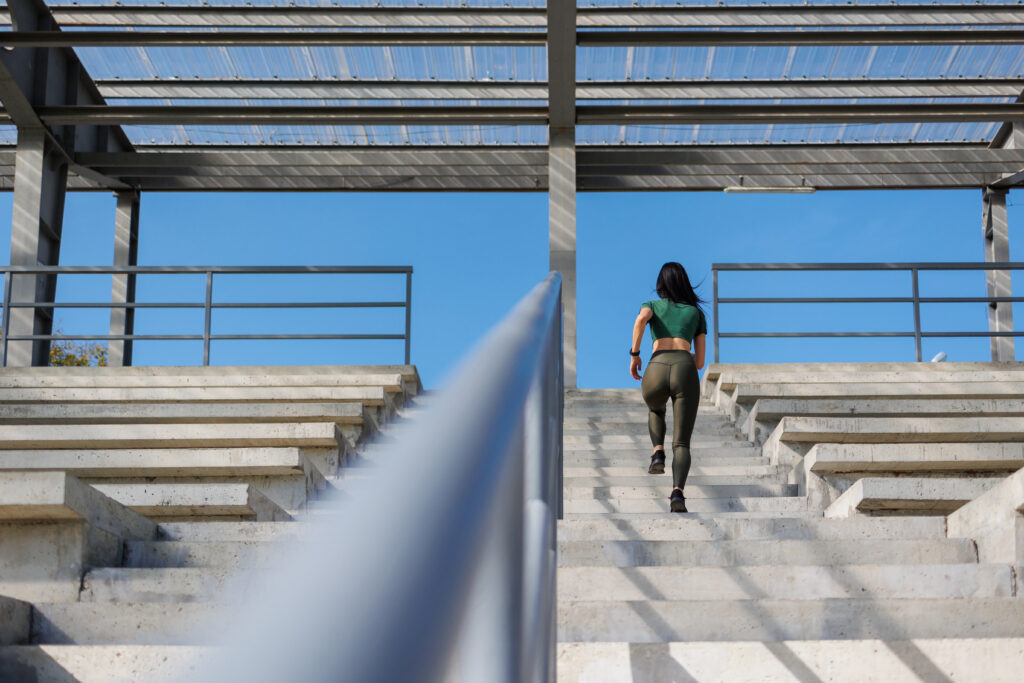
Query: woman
629,262,707,513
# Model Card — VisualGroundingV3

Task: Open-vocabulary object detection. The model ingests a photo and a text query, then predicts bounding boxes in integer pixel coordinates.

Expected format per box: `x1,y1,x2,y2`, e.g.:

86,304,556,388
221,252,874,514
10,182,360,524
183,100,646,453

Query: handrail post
1,271,11,367
203,271,213,366
405,270,412,365
713,266,719,363
912,268,922,362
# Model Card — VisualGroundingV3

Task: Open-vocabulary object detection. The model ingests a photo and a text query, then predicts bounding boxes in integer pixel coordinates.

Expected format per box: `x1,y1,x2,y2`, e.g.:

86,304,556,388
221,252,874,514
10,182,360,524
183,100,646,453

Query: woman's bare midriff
653,337,691,352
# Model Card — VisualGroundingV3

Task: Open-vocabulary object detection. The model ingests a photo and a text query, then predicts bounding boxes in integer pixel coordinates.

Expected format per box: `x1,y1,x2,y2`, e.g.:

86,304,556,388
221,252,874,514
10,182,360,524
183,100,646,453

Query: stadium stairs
557,362,1024,681
0,364,420,681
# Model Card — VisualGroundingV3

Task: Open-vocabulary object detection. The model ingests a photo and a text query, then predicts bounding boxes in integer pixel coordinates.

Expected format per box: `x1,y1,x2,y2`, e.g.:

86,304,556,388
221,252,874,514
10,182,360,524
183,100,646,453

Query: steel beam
14,4,1022,29
92,78,1024,102
983,188,1015,361
37,105,548,126
107,191,139,367
548,0,576,388
577,103,1024,125
0,30,546,47
577,29,1024,47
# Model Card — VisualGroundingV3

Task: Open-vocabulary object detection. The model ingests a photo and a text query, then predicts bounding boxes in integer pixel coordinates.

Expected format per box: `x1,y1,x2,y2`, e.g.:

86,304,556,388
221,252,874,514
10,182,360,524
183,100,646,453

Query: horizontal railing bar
0,301,408,309
717,296,1024,304
719,331,1024,338
17,334,406,341
713,261,1024,271
0,265,412,274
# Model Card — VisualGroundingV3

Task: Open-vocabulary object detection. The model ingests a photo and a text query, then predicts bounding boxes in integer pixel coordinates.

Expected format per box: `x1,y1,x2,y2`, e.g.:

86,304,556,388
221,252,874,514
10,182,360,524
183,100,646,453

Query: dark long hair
655,262,707,316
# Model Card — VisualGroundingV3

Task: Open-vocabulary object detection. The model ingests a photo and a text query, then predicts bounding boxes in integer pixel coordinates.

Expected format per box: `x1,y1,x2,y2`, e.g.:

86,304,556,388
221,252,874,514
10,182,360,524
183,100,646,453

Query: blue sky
0,188,1019,389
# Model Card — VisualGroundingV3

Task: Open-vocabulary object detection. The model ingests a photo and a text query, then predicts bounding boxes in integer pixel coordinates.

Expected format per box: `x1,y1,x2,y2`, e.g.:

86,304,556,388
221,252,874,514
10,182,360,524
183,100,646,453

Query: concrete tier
556,538,975,568
124,540,282,568
772,416,1024,445
558,639,1024,682
157,521,300,543
91,483,291,522
82,567,254,603
558,598,1024,643
948,466,1024,565
0,401,370,427
30,603,224,645
0,422,343,449
0,371,405,392
825,477,1004,517
564,484,797,500
564,497,809,515
558,563,1014,601
0,385,389,405
805,443,1024,475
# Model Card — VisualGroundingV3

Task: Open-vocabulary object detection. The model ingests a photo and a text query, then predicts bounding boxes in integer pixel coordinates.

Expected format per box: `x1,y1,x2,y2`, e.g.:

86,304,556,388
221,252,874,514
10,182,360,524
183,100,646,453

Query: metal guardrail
190,273,563,683
712,261,1024,362
0,265,412,366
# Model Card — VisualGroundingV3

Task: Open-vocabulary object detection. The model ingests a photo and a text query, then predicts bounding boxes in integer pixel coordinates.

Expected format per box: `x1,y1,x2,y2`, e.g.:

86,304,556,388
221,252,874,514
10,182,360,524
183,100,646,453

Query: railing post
912,268,922,362
1,271,12,367
405,270,412,365
203,271,213,366
713,267,720,363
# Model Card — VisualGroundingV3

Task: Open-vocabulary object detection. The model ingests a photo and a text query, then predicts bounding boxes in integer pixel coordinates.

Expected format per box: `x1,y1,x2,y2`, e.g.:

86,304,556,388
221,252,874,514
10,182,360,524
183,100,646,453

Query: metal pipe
405,271,413,366
1,271,11,367
203,272,213,366
912,269,923,362
712,267,719,364
578,28,1024,47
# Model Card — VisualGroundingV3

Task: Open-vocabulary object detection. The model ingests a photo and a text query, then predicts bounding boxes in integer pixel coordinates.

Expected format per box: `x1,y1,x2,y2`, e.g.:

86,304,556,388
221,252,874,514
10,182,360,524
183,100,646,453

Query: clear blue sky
0,189,1020,389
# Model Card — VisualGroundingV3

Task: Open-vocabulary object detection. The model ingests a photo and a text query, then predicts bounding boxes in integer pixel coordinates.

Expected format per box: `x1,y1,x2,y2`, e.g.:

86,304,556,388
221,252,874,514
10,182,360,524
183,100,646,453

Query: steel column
7,128,68,366
983,188,1015,361
548,0,576,389
107,191,139,366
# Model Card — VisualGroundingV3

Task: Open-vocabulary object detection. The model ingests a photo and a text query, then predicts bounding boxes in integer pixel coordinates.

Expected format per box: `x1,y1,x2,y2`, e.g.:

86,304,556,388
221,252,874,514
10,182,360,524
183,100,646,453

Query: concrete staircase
557,379,1024,682
0,365,420,681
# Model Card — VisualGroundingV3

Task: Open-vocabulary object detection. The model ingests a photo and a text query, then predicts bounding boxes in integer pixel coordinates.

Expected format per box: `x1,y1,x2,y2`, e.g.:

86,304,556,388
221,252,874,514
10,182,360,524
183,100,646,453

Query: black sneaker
648,451,666,474
669,489,687,513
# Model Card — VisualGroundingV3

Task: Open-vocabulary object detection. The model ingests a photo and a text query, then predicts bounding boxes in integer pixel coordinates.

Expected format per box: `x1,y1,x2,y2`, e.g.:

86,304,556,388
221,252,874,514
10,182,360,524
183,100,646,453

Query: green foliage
48,328,108,367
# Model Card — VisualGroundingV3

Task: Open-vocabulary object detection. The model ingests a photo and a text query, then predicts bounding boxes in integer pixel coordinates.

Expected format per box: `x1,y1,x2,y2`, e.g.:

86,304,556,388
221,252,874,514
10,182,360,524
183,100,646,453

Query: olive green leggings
641,350,700,489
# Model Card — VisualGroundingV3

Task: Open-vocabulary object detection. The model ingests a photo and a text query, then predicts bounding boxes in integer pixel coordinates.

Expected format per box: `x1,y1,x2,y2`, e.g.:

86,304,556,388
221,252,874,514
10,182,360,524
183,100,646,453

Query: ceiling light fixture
723,185,817,194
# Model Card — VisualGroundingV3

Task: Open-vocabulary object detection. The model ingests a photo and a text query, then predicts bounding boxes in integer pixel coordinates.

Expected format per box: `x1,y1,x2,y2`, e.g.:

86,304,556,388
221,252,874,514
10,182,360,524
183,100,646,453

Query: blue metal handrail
0,265,412,366
712,261,1024,362
190,272,563,683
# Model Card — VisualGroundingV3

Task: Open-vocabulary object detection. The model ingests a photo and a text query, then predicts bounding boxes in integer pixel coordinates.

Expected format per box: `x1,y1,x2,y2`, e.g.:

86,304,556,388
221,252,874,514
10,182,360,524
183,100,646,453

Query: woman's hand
630,355,642,380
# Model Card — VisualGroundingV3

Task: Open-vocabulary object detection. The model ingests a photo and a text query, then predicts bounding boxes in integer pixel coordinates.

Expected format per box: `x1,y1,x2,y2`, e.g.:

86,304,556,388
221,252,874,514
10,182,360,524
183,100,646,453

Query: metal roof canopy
0,1,1023,192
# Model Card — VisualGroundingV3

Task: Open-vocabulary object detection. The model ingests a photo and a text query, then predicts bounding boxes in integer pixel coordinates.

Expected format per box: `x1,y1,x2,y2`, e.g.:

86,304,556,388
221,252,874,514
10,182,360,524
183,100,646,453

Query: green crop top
640,299,707,342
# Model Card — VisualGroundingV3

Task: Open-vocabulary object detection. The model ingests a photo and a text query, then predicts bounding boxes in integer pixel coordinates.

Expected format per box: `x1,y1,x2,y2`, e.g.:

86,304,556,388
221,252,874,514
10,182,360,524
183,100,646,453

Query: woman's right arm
692,333,706,370
630,308,653,380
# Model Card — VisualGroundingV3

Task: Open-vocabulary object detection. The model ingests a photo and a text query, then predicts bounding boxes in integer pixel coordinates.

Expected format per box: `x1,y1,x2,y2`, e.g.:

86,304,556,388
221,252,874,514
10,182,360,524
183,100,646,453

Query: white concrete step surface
0,645,214,683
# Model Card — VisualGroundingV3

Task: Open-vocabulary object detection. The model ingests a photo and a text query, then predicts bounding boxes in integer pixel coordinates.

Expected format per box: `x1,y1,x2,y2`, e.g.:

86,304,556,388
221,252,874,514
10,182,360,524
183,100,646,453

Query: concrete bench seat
744,397,1024,444
124,539,280,569
723,382,1024,423
824,477,1004,517
0,422,343,450
28,602,224,645
804,443,1024,476
0,645,213,682
0,384,390,406
82,566,262,603
948,465,1024,566
90,482,292,522
0,371,405,392
0,472,156,602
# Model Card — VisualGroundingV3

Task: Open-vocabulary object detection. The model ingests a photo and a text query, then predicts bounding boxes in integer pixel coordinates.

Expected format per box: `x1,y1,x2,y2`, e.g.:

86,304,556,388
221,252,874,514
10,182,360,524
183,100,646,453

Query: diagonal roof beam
0,0,133,190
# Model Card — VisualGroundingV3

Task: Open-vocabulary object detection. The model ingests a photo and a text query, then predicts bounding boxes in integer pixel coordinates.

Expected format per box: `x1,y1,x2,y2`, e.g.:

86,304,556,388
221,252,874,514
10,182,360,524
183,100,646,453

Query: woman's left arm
693,333,706,370
630,308,653,380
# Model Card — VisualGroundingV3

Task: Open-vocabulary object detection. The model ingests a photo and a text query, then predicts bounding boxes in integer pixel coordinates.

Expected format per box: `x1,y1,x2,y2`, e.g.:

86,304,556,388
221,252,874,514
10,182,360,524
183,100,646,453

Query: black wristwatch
629,349,640,357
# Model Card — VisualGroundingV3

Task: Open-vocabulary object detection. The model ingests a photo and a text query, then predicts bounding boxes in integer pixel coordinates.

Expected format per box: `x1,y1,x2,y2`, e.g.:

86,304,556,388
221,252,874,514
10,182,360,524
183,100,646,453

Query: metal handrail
0,265,412,366
712,261,1024,362
190,273,563,683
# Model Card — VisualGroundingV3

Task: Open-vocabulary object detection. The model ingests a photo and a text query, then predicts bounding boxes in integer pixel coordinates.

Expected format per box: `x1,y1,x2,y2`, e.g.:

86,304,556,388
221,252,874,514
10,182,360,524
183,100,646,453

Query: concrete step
124,540,280,568
565,445,758,459
0,385,391,406
563,484,798,500
558,598,1024,643
564,497,808,515
824,476,1005,517
157,521,301,543
563,475,787,487
562,465,782,478
557,639,1024,682
564,511,825,520
731,382,1024,405
749,397,1024,422
0,371,405,392
0,422,342,449
92,483,292,522
556,515,947,542
556,538,975,568
564,436,750,449
30,603,225,645
557,563,1015,601
0,644,214,682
